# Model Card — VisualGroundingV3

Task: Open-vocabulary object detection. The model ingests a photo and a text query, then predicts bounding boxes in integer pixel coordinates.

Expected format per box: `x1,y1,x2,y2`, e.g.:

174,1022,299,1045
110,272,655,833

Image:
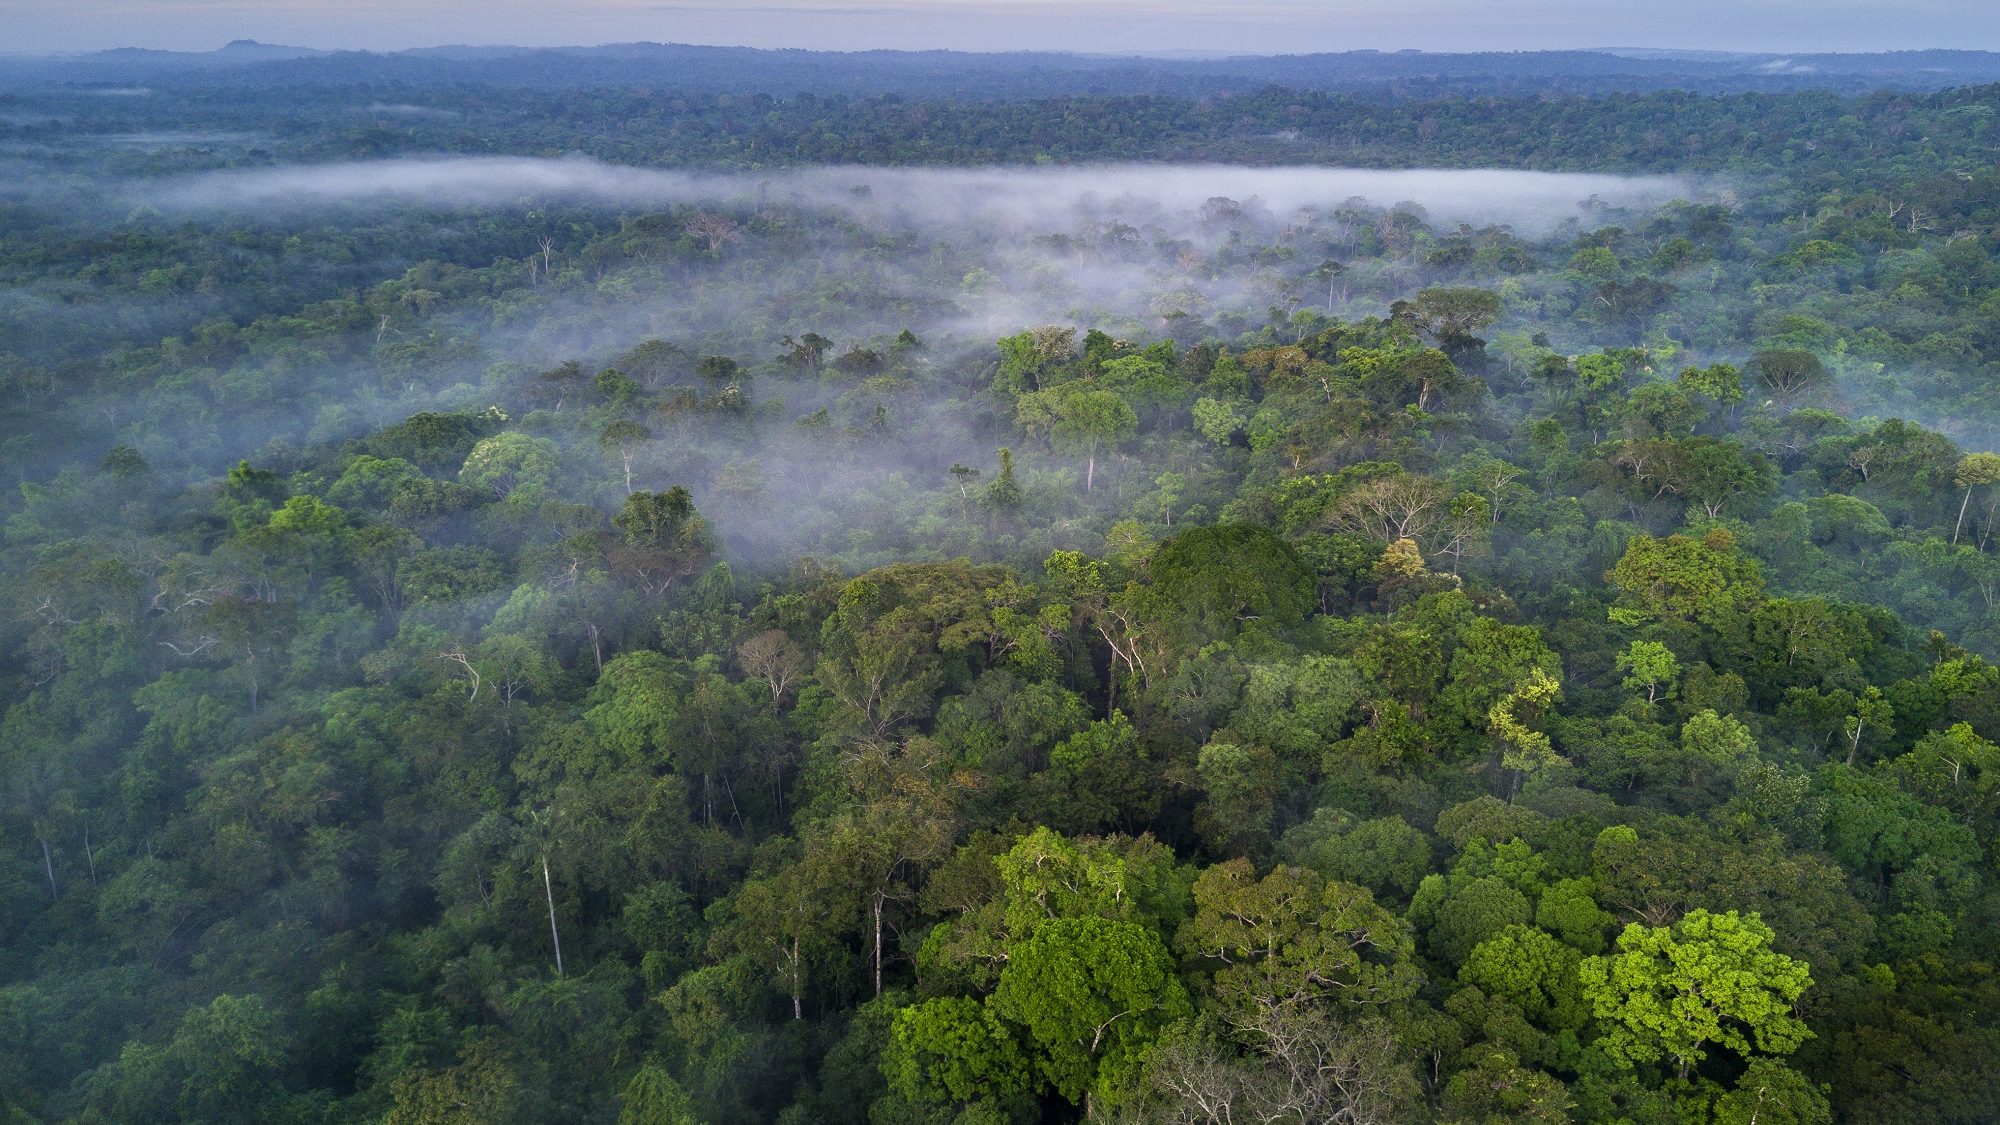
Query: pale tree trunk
790,935,803,1019
872,893,886,998
1954,485,1973,546
39,837,57,900
542,851,564,976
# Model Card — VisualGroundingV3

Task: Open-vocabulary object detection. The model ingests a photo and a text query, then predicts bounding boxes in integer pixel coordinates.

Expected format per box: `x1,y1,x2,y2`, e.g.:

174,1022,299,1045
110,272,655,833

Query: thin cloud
143,156,1697,237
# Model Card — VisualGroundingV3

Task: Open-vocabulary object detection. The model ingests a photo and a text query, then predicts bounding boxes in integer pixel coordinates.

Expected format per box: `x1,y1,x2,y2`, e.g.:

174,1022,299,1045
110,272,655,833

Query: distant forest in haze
2,43,2000,1125
11,41,2000,98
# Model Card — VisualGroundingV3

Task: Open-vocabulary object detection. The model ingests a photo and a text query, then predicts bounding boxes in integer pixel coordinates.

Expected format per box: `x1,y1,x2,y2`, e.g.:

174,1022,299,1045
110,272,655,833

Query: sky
2,0,1997,56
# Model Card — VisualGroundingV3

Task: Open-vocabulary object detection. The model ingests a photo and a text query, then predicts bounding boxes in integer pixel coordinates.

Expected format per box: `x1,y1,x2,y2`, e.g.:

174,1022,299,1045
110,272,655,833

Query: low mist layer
145,157,1697,235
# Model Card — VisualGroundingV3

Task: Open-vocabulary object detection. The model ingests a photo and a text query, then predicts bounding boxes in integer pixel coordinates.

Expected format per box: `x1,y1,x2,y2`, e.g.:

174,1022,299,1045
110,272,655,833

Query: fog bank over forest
145,157,1699,236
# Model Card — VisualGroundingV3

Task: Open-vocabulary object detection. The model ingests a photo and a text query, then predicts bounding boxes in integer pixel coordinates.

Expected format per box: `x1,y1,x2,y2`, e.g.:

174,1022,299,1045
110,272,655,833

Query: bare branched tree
683,212,744,255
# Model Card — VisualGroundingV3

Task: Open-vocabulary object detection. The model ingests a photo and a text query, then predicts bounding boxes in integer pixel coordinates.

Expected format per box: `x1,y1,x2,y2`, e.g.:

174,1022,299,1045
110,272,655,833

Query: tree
1134,1012,1417,1124
1885,722,2000,825
1461,925,1588,1030
990,916,1192,1112
820,739,959,997
1017,384,1138,492
383,1039,522,1125
535,359,591,410
735,629,808,714
1710,1059,1831,1125
100,444,150,480
1951,452,2000,545
1457,453,1526,524
1588,822,1870,973
1842,685,1893,767
948,462,983,521
91,994,299,1123
1580,909,1813,1080
521,806,569,977
1536,878,1614,954
810,560,1036,741
883,997,1034,1111
985,447,1023,514
599,419,652,495
1489,667,1563,796
1748,349,1828,401
1606,530,1764,630
781,332,832,376
991,826,1192,939
1329,472,1456,545
1438,1046,1571,1124
1589,275,1676,333
1813,765,1981,943
1043,711,1160,835
1670,437,1774,520
1420,875,1533,967
1279,811,1432,903
1178,858,1418,1033
1311,258,1349,310
716,853,846,1020
1191,397,1246,447
619,1064,701,1124
459,432,559,503
1677,362,1744,413
1143,524,1314,650
1191,741,1277,853
1680,709,1757,782
1098,353,1185,417
682,211,743,255
1399,286,1501,343
1617,640,1680,704
611,487,715,595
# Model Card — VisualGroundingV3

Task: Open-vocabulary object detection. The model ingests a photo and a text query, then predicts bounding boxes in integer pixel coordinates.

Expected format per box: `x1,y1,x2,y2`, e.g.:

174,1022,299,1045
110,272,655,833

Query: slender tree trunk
1954,485,1973,546
39,837,57,900
872,893,885,998
542,851,564,976
790,935,803,1019
1086,444,1096,492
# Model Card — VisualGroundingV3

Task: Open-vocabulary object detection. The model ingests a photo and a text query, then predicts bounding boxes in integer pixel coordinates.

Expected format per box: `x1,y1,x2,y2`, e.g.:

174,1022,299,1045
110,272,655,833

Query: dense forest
3,52,2000,1125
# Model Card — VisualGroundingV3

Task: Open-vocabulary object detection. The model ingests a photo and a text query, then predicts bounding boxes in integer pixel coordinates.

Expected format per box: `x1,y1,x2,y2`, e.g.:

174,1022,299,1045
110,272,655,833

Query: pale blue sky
3,0,1995,56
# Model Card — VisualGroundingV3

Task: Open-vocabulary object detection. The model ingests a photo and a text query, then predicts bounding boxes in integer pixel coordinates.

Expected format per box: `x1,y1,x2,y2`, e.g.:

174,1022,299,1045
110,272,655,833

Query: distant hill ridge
9,41,2000,98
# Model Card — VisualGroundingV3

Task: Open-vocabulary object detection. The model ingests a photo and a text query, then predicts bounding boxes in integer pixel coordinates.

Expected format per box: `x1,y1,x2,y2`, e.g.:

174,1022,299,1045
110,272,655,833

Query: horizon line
7,39,1997,62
